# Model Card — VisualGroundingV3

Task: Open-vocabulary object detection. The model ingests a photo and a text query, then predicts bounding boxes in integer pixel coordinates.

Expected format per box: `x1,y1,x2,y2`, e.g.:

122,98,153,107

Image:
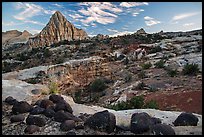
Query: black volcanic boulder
130,112,152,134
10,114,25,123
173,112,199,126
85,110,116,133
34,99,42,106
54,100,73,114
26,115,46,127
12,101,33,114
151,123,175,135
150,117,162,125
54,110,81,123
40,99,54,109
43,108,56,118
60,120,75,131
5,96,18,105
24,125,40,134
49,94,64,103
30,106,45,115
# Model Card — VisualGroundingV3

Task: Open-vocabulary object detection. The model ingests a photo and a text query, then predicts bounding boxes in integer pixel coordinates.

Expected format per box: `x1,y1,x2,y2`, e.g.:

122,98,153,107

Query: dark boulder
130,112,152,134
40,99,54,109
85,110,116,133
24,125,40,134
30,106,45,115
54,100,73,114
5,96,18,105
173,112,199,126
12,101,33,114
49,94,64,103
150,117,162,125
151,123,175,135
43,108,56,118
34,99,42,106
26,115,46,127
60,120,75,131
54,110,81,123
10,114,25,123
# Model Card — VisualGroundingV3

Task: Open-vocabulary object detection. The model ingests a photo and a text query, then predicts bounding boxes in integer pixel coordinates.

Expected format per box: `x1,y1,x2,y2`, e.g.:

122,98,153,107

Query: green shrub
124,73,132,83
182,63,199,76
166,68,178,77
155,59,165,68
149,46,162,54
49,81,60,94
138,70,146,79
129,96,145,109
107,96,145,110
136,82,146,90
141,62,152,69
148,86,158,92
89,78,107,92
144,100,159,109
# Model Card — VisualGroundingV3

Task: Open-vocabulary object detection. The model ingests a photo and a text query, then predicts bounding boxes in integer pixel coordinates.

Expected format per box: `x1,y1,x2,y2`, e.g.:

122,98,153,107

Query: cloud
52,3,63,8
183,23,194,27
30,29,41,35
24,20,45,26
144,16,161,26
2,21,16,26
13,2,55,21
120,2,148,8
107,28,119,33
68,13,84,19
109,31,134,37
78,2,123,25
172,12,200,21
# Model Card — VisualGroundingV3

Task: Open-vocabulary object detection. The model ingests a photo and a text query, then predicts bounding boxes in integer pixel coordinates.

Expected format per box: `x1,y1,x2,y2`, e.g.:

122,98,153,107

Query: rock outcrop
135,28,147,35
2,30,32,48
27,11,88,47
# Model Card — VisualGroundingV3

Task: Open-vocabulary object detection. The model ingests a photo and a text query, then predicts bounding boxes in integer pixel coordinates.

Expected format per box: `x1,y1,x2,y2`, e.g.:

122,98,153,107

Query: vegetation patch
182,63,199,76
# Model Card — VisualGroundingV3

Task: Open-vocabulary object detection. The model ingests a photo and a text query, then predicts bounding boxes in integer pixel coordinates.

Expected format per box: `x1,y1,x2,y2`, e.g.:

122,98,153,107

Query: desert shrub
74,90,83,103
124,72,132,83
129,96,145,109
144,100,159,109
48,81,60,94
89,78,107,92
138,70,146,79
182,63,199,76
155,59,165,68
43,48,52,57
166,68,178,77
148,46,162,54
141,62,152,69
133,82,146,90
107,96,145,110
148,85,158,92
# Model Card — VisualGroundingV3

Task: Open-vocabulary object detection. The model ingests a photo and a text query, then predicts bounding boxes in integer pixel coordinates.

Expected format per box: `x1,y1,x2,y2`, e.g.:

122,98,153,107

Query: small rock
40,99,54,109
173,112,199,126
151,123,175,135
43,108,56,118
26,115,46,127
54,100,73,114
10,114,25,123
31,89,42,95
130,112,152,134
49,94,64,103
66,131,76,135
30,106,45,115
85,110,116,133
12,101,33,114
24,125,40,134
5,96,18,105
54,110,81,123
60,120,75,131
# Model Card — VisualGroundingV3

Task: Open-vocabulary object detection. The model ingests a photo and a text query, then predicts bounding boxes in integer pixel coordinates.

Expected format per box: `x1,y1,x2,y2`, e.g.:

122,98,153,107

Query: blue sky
2,2,202,37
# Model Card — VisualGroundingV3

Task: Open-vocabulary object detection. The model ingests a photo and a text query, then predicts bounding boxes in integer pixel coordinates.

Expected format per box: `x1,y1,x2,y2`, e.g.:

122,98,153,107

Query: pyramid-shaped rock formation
27,11,88,47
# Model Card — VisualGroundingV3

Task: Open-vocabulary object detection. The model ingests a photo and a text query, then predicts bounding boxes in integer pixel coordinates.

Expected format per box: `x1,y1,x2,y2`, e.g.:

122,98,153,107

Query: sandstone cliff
27,11,88,47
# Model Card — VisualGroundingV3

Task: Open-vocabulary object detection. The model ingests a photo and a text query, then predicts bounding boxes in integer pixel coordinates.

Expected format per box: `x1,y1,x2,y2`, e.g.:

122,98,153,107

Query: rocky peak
136,28,147,35
27,11,88,47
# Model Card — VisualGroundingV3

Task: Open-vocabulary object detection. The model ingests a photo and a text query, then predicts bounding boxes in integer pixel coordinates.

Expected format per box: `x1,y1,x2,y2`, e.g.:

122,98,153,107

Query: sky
2,2,202,37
